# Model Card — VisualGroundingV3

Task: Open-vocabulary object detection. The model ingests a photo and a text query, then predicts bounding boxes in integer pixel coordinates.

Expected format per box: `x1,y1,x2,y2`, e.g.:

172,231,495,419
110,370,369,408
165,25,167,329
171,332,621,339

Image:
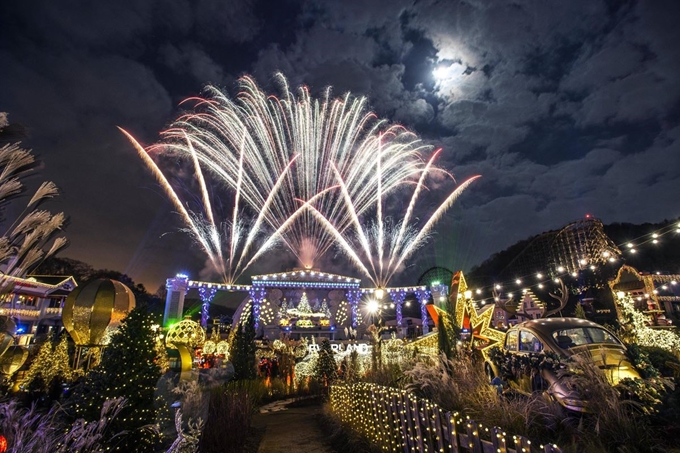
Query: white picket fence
330,383,562,453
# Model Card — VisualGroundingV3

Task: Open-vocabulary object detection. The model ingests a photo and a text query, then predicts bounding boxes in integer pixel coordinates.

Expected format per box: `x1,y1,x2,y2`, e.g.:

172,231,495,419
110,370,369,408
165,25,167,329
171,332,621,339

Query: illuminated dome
165,319,205,348
62,279,136,346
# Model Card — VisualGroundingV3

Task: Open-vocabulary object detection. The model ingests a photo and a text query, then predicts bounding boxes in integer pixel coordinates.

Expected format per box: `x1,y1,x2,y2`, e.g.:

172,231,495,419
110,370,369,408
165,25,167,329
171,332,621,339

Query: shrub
199,386,255,453
0,397,129,452
638,345,680,378
403,354,564,443
558,353,665,451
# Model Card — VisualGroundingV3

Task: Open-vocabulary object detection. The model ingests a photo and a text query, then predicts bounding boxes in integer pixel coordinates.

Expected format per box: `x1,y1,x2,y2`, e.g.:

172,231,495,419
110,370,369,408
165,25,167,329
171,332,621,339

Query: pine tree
319,299,331,318
314,338,337,387
67,306,162,452
22,332,75,396
296,292,313,314
232,306,256,380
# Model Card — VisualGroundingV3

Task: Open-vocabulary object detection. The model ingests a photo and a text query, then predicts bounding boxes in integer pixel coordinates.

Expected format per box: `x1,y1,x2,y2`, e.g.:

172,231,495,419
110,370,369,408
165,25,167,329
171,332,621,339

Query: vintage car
485,317,640,412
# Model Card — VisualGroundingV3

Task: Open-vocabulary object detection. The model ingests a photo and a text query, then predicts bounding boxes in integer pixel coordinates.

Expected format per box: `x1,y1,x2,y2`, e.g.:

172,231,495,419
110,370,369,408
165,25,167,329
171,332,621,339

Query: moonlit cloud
0,0,677,290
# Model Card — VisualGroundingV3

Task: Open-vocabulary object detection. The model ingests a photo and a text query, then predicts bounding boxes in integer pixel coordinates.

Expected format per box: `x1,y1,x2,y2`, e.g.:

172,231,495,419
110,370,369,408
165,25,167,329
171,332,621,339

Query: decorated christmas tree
314,338,337,387
296,292,313,314
573,303,587,319
22,332,76,396
319,299,331,319
67,306,162,452
278,298,288,320
232,305,257,380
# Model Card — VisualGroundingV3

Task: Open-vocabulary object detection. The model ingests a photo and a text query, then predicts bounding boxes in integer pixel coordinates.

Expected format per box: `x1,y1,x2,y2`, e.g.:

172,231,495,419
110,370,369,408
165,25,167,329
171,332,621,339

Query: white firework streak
316,153,481,288
156,73,432,268
387,148,444,272
389,175,482,283
122,128,284,284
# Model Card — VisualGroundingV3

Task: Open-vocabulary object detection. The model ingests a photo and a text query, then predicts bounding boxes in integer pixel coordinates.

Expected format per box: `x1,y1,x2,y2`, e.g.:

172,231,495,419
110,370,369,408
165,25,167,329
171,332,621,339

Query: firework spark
124,74,478,285
308,148,481,288
122,127,309,284
154,74,433,269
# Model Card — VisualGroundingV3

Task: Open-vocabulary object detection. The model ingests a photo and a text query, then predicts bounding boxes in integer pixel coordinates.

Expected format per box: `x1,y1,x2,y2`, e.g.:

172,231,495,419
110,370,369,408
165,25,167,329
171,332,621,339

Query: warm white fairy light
615,292,680,352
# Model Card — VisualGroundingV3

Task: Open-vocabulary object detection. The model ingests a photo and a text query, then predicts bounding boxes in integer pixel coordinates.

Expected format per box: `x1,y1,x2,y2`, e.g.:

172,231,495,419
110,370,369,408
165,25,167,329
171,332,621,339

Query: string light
329,383,558,452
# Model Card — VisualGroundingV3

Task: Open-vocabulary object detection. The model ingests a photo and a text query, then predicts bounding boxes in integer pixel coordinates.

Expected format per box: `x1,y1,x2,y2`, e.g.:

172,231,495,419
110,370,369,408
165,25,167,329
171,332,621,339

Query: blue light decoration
248,286,267,329
388,290,407,326
415,288,432,334
346,289,363,327
250,270,361,290
198,286,218,328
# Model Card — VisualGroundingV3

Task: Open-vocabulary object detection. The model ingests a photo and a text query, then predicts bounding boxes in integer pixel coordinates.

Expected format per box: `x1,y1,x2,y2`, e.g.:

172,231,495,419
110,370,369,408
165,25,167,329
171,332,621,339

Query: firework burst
123,74,478,285
154,74,432,269
308,148,481,288
121,127,317,284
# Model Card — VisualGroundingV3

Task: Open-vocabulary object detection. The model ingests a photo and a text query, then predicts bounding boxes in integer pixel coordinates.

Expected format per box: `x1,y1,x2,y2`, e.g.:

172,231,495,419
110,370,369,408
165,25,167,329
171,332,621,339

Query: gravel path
253,404,332,453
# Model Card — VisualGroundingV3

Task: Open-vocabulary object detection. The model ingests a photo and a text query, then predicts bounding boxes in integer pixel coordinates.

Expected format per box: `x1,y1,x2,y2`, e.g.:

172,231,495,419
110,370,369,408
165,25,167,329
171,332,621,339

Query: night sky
1,0,679,292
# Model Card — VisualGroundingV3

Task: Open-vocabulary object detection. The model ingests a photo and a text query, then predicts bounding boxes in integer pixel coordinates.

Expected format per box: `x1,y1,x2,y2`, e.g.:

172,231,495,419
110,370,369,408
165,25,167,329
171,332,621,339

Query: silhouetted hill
468,218,680,286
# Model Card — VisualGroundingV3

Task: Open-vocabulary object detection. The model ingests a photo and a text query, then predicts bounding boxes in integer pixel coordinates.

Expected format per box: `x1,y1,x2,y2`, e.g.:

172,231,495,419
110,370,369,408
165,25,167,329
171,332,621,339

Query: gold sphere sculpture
215,340,230,357
0,345,28,376
165,319,205,349
62,279,136,346
0,316,17,357
203,340,216,355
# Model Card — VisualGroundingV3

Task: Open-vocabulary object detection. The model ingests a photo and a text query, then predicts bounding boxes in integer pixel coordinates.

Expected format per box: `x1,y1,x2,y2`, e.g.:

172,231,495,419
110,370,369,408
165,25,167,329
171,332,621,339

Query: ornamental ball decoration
165,319,205,349
0,345,28,376
0,317,16,358
62,279,136,346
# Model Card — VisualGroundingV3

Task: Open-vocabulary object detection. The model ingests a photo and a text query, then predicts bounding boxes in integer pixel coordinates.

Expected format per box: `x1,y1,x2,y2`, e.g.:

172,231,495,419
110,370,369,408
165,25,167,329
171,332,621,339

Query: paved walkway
253,401,332,453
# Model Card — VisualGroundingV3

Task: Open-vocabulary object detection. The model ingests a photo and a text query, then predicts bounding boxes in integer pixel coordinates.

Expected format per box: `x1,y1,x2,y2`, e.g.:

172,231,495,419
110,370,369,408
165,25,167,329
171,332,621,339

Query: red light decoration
0,434,8,453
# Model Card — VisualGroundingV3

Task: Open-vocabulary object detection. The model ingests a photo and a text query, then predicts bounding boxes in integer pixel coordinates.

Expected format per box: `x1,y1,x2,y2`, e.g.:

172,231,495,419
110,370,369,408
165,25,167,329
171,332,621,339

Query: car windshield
552,327,621,349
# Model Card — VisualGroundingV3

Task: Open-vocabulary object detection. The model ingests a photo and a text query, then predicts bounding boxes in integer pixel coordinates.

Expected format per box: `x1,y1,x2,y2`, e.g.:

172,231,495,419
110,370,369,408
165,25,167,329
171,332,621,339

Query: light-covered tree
231,306,257,381
67,306,162,452
22,333,76,394
314,338,337,387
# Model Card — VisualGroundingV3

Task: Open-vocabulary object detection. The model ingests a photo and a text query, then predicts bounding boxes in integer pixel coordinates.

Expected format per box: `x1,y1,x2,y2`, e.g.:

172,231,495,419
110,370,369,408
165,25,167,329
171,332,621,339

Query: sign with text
307,342,370,355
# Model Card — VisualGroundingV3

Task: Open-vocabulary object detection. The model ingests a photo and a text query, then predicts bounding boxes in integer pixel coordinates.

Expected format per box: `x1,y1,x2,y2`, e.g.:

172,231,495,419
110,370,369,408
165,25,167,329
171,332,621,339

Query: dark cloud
0,0,678,289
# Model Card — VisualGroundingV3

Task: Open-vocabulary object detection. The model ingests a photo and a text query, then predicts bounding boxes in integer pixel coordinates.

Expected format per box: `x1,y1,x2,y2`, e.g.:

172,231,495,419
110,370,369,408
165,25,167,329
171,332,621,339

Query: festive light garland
188,280,250,292
329,383,557,453
448,221,680,305
614,293,680,352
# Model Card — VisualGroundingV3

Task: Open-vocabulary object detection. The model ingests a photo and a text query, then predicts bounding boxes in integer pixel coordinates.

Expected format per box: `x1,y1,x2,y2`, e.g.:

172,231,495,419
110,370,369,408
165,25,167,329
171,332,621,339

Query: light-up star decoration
450,271,505,359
